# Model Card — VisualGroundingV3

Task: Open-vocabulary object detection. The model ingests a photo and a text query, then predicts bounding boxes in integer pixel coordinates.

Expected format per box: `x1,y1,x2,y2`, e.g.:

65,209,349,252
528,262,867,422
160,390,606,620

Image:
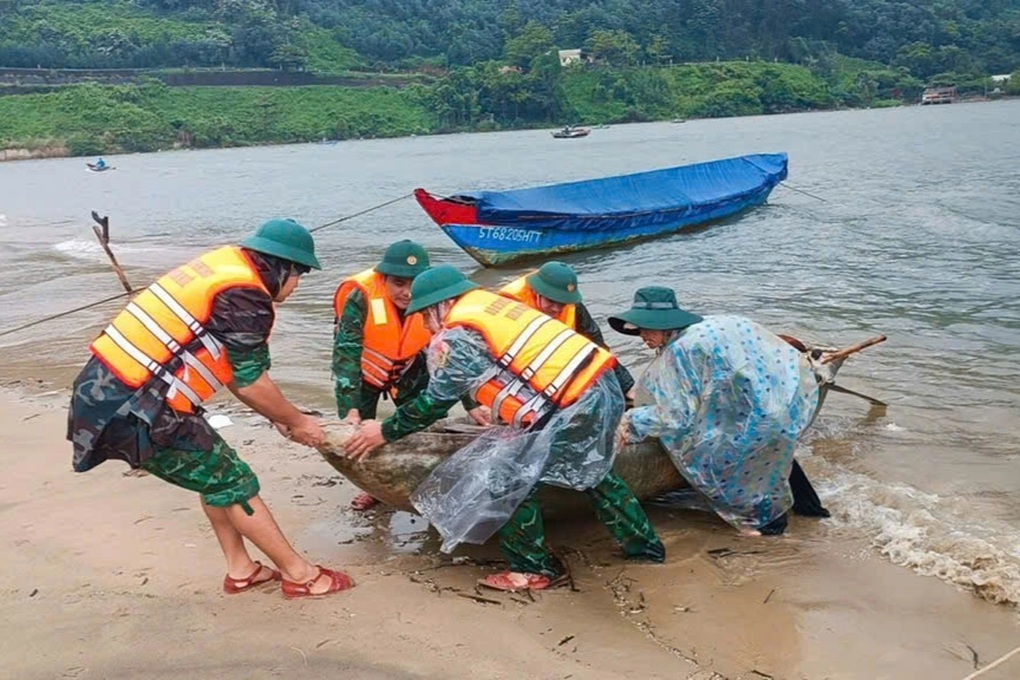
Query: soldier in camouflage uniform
332,240,489,511
68,219,354,599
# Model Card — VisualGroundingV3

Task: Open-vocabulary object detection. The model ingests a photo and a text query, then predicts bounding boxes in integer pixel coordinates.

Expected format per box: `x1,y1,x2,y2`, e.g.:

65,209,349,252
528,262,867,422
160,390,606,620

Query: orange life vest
90,246,270,414
333,269,431,393
445,289,615,427
498,274,577,329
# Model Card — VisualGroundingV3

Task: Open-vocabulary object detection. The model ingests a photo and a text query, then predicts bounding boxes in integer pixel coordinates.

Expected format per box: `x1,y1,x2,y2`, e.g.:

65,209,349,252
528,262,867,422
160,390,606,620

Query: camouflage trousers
496,471,665,577
141,436,261,514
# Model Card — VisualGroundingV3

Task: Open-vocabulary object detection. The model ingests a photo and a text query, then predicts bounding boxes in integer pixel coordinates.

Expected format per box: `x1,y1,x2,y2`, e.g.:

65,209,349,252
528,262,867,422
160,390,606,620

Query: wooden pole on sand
90,211,134,294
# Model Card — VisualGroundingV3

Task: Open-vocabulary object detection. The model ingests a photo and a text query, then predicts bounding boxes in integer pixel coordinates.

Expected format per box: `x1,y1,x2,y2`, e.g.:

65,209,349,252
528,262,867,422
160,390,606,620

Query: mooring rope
0,193,414,339
779,182,828,202
309,193,412,233
959,642,1020,680
0,291,132,338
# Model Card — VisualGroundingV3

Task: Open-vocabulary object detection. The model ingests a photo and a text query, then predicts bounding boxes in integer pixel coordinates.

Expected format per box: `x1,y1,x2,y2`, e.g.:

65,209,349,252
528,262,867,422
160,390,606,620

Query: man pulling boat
332,240,490,511
498,261,636,400
68,219,354,598
343,265,665,591
609,286,831,535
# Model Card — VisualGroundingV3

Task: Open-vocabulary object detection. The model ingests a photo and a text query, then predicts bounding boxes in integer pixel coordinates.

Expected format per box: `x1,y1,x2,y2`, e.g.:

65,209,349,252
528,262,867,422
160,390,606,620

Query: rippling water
2,100,1019,605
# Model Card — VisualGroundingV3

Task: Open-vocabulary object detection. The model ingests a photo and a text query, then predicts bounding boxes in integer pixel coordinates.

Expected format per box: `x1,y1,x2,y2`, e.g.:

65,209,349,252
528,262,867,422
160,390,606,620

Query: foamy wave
823,470,1020,606
53,238,153,260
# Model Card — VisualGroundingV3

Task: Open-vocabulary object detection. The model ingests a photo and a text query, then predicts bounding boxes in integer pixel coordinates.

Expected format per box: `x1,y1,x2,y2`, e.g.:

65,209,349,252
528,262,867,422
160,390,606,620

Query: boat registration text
475,227,542,244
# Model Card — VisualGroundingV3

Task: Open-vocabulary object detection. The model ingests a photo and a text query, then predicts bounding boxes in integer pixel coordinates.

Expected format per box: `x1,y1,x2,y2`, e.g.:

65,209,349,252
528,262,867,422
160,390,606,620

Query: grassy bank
0,81,431,156
0,58,961,157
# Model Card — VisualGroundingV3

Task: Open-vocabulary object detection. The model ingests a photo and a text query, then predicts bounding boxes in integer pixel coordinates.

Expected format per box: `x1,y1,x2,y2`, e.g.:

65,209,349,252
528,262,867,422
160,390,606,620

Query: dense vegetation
2,0,1017,77
1,0,1018,155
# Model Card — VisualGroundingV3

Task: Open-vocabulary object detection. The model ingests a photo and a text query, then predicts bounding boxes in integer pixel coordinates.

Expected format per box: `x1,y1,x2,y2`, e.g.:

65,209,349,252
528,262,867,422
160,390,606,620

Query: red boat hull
414,188,480,226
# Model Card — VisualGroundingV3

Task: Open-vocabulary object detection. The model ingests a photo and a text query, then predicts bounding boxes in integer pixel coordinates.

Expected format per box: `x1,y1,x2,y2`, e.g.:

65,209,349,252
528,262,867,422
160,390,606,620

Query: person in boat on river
68,218,354,599
93,157,107,169
498,261,636,402
332,240,490,511
343,265,665,591
609,286,830,536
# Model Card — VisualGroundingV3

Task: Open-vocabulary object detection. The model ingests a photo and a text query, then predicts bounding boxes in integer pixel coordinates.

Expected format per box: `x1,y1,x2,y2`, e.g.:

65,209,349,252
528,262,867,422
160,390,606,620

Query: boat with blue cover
414,153,788,267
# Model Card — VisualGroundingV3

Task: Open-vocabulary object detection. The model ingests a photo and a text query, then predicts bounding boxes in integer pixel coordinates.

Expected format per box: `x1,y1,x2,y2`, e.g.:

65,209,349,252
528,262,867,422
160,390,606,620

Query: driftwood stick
90,213,134,294
821,334,887,365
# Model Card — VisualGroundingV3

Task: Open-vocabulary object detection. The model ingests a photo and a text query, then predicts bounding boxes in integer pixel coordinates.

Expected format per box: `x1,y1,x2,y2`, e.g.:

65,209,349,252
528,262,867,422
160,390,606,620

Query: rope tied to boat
0,193,415,339
309,193,412,233
779,182,828,202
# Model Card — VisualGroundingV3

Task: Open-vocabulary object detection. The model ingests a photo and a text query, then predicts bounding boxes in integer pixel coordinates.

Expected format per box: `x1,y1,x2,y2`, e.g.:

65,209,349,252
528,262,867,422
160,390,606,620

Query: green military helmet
240,218,321,270
608,286,703,335
526,261,582,304
375,240,430,279
406,265,479,314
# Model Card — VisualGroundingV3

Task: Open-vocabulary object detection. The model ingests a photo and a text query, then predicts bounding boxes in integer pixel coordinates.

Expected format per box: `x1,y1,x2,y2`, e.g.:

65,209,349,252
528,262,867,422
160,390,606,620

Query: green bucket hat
406,265,480,314
240,218,321,270
608,286,703,335
375,240,431,279
526,261,582,304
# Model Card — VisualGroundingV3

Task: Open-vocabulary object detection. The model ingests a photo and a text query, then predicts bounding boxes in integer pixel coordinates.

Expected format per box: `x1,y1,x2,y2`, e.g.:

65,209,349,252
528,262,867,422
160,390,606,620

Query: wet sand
2,384,1019,680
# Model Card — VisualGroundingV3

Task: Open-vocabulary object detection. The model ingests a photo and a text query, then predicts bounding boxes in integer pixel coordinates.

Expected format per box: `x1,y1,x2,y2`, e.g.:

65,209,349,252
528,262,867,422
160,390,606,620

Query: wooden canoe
317,421,683,515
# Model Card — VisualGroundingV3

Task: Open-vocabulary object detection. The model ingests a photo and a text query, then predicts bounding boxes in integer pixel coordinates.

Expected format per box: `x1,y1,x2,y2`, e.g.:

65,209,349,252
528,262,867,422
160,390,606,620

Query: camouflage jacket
68,250,282,472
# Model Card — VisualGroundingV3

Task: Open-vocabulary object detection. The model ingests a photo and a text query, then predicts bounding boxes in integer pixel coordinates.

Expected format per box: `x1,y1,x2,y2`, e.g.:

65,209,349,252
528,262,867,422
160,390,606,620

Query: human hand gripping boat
316,333,885,517
413,153,788,267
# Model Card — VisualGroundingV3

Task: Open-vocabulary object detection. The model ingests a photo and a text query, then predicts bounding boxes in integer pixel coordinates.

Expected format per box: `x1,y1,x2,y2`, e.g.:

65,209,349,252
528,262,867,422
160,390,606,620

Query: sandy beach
2,381,1019,680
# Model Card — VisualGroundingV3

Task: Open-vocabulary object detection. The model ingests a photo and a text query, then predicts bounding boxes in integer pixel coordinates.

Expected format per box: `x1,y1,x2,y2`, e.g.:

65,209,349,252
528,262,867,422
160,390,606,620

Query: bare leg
201,499,263,580
221,495,337,594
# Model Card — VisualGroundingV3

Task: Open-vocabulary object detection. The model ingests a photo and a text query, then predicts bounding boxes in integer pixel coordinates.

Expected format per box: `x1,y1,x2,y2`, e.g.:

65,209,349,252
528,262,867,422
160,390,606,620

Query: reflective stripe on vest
333,269,431,392
498,274,577,330
90,246,269,413
445,289,614,427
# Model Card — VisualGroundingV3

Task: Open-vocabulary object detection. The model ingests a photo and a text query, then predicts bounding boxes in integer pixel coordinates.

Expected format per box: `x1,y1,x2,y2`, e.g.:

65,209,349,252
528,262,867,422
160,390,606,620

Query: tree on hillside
505,20,555,70
585,29,640,66
646,34,672,65
269,43,307,70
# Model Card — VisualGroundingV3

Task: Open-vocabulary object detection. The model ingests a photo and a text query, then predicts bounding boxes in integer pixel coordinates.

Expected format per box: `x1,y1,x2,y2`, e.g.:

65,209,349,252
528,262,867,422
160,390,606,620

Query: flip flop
350,492,381,512
477,571,562,592
223,561,281,594
281,566,355,599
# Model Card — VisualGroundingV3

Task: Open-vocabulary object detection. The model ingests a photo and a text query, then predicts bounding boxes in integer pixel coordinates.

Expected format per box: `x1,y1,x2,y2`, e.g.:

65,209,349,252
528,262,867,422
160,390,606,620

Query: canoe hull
318,423,684,516
416,153,786,267
439,183,775,267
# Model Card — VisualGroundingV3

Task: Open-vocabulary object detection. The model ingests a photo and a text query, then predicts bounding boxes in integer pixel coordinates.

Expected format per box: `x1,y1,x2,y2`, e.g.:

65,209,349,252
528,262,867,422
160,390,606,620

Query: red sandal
350,492,381,512
223,561,281,594
477,571,567,592
281,566,355,599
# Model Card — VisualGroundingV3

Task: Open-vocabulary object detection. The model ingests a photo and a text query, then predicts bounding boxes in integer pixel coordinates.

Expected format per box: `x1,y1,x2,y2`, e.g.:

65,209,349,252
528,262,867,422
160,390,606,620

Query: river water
2,101,1020,619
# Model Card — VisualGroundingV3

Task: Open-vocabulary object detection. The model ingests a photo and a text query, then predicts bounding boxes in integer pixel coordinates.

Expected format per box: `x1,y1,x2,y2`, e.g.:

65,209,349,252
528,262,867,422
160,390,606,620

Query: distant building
558,49,590,67
499,65,523,74
921,86,957,105
990,74,1011,84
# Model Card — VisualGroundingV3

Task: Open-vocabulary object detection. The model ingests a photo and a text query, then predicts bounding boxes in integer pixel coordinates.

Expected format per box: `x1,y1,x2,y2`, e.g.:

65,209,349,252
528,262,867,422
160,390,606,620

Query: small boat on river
86,162,114,173
414,153,788,267
551,125,591,139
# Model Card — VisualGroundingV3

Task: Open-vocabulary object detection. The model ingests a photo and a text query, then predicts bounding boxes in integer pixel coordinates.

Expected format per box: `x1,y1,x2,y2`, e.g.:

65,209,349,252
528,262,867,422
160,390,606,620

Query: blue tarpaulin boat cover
463,153,787,225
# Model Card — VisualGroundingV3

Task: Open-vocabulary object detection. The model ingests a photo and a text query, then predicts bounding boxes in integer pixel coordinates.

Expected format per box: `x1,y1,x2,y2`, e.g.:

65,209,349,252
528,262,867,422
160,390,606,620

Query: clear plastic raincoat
623,315,819,532
410,327,624,552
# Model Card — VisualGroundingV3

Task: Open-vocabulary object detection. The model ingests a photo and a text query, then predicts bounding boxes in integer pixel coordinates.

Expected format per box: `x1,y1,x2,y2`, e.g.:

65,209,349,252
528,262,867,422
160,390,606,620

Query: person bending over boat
68,219,354,599
332,240,490,512
498,261,636,401
344,266,665,591
609,286,829,536
94,157,107,169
